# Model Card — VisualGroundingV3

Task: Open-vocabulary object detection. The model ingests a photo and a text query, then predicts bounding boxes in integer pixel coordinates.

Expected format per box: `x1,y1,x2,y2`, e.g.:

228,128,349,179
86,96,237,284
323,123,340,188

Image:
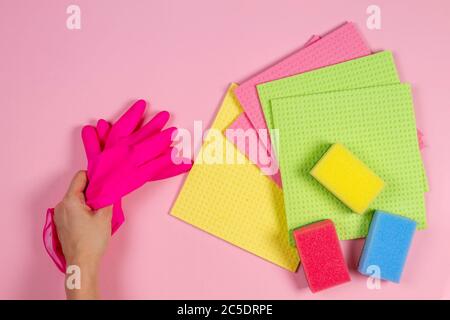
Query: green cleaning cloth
271,84,426,244
257,51,427,191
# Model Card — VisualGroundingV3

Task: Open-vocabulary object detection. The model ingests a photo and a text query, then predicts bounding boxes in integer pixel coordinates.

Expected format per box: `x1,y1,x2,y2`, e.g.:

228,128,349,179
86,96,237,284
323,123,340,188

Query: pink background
0,0,449,299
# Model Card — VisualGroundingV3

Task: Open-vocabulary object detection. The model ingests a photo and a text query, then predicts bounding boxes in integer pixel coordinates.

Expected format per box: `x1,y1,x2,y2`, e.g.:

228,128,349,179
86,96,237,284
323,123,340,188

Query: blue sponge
358,210,417,283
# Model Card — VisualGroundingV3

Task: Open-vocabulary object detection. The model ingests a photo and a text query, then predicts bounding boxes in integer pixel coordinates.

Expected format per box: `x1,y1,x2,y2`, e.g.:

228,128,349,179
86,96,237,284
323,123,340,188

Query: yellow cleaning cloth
171,84,299,271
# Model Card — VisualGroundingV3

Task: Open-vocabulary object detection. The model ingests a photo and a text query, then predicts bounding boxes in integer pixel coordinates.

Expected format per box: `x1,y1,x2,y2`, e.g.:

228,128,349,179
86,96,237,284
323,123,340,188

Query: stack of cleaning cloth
171,22,426,272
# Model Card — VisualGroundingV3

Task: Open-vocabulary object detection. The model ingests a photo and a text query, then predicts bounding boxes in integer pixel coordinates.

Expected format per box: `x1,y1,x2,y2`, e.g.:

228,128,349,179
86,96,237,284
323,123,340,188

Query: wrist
65,255,101,300
66,254,100,275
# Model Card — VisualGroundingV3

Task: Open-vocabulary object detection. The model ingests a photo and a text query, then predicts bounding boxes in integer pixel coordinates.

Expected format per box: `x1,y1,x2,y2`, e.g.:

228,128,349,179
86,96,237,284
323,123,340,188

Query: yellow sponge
310,143,384,214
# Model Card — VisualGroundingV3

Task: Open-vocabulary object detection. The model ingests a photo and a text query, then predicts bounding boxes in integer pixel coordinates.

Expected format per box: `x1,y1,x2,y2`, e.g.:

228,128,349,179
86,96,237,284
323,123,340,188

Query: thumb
66,170,88,196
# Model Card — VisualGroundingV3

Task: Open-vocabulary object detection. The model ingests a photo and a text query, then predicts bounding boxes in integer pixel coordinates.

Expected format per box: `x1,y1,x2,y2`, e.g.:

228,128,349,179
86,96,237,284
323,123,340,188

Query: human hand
54,170,112,266
53,170,112,299
43,100,192,274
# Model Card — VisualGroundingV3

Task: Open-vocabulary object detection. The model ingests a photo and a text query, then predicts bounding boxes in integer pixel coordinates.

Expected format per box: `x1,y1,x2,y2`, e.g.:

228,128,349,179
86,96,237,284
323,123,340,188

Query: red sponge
293,220,351,293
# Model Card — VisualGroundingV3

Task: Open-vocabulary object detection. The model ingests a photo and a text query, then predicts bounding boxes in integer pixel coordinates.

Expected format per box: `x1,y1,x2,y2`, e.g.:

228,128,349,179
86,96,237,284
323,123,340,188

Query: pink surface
0,0,449,299
294,220,351,293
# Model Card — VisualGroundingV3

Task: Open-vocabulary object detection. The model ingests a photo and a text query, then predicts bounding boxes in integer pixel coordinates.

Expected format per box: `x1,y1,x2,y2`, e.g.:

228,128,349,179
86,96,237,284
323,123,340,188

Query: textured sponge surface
358,210,416,283
293,220,351,293
310,143,385,214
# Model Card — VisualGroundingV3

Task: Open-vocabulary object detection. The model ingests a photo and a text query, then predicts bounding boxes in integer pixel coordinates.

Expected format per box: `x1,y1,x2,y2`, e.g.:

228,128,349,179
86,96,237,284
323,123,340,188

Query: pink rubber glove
89,120,125,233
83,100,192,208
43,100,192,272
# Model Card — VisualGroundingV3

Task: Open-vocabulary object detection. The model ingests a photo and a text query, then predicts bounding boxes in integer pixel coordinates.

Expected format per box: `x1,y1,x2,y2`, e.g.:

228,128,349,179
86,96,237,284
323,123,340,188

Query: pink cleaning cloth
225,35,321,186
228,23,371,185
228,26,424,180
225,113,282,187
43,100,192,272
233,22,371,143
417,129,425,149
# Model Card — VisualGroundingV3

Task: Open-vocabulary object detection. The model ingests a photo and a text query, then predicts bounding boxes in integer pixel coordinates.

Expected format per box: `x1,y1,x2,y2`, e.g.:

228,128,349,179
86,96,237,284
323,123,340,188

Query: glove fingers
106,100,146,147
134,148,176,186
86,148,191,209
132,127,176,166
81,125,101,160
151,159,193,181
152,145,193,180
87,155,166,209
96,119,111,147
129,110,170,145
